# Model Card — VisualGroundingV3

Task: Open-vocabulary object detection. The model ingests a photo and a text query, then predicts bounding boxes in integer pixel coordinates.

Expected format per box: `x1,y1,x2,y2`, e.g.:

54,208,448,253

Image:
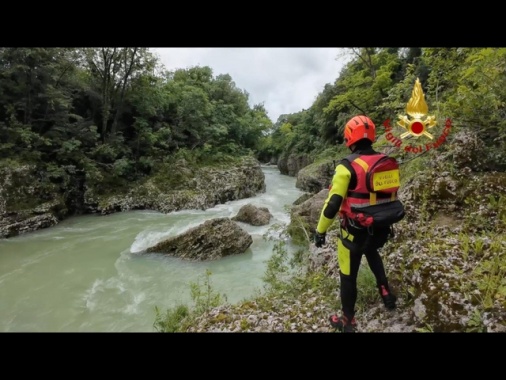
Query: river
0,166,305,332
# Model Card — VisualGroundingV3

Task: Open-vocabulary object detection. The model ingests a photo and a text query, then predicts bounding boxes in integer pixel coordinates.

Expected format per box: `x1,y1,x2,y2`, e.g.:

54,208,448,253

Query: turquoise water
0,166,304,332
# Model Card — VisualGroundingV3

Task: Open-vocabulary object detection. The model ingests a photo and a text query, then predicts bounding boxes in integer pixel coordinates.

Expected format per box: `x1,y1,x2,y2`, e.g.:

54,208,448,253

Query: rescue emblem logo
383,78,452,154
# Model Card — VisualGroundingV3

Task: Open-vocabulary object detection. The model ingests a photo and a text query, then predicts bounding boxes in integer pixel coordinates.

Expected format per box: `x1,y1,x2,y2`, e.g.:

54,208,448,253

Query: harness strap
347,191,392,199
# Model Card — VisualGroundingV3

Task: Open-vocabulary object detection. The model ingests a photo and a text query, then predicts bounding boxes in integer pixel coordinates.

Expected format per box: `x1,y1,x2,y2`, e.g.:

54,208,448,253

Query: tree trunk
111,48,138,136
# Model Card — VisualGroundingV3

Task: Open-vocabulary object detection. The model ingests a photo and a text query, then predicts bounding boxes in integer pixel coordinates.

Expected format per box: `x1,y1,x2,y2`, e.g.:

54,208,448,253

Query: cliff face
0,156,266,239
277,153,313,177
276,151,342,194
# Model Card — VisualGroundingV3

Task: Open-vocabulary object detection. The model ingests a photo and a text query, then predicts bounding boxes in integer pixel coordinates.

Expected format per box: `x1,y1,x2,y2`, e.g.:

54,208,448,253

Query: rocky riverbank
0,156,265,238
182,130,506,333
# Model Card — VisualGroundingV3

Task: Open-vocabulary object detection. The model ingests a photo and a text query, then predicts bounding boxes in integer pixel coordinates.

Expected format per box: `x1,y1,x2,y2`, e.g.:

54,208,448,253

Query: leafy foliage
258,48,506,173
153,269,226,332
0,48,273,212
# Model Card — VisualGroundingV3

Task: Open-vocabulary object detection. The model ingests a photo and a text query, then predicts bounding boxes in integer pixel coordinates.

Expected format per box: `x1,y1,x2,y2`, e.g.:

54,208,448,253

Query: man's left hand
314,232,326,247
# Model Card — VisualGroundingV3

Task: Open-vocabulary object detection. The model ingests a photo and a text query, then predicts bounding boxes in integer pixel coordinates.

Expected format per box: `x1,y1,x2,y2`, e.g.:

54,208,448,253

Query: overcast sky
150,48,349,123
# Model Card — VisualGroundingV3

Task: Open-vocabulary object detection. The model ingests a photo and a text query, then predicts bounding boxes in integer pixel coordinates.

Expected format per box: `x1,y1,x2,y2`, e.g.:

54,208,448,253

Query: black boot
378,284,396,310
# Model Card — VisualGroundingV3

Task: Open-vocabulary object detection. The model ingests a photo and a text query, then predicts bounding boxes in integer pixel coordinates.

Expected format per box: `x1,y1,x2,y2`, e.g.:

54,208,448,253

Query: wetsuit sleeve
316,163,351,234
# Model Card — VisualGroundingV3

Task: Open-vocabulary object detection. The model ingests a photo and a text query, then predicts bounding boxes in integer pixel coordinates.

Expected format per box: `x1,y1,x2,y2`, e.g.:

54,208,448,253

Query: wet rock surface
231,204,272,226
146,217,253,261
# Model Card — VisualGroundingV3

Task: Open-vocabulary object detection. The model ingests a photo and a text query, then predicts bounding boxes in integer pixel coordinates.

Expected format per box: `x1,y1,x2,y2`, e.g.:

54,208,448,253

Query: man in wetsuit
314,115,398,333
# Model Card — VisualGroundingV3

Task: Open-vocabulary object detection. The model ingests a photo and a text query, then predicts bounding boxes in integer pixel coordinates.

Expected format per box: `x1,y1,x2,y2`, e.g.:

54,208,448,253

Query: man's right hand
314,232,326,247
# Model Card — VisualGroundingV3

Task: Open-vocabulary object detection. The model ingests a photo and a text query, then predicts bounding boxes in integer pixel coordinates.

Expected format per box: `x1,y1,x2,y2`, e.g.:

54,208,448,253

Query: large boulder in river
145,217,253,261
231,204,272,226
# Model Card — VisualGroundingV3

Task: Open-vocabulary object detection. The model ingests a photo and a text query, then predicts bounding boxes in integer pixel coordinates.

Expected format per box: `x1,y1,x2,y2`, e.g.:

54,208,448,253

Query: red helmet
343,115,376,147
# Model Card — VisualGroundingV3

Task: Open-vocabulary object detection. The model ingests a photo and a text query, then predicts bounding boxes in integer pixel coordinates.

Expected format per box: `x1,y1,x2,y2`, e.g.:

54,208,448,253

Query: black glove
314,231,326,247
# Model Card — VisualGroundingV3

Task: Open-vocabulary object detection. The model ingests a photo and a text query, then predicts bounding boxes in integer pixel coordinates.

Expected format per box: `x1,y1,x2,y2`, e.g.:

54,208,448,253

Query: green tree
83,47,156,142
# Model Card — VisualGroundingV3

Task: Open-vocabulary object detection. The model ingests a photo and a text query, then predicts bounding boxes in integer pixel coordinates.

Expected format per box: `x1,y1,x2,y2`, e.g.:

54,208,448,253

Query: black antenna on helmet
361,116,369,129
